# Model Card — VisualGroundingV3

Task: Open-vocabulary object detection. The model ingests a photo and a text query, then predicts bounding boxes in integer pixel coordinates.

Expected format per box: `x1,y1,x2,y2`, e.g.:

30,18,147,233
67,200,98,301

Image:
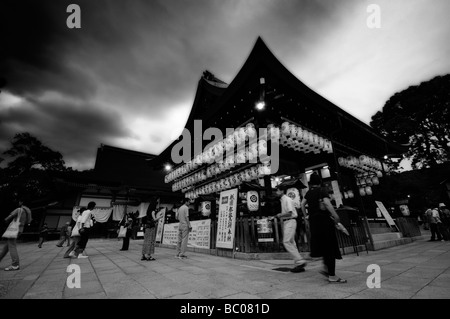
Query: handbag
118,225,127,238
2,208,23,239
71,223,80,237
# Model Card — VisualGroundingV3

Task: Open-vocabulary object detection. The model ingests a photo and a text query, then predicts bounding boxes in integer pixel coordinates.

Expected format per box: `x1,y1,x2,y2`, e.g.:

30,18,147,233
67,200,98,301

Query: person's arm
322,197,340,224
4,209,18,223
186,207,191,229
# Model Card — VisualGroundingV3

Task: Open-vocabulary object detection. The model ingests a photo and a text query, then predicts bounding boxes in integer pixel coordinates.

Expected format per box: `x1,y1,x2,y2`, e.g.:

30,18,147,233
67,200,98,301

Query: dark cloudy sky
1,0,449,170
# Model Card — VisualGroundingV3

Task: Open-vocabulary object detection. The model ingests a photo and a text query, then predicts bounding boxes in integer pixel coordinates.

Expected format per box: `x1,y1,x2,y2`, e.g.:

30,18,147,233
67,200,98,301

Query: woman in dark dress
301,173,347,283
119,213,133,251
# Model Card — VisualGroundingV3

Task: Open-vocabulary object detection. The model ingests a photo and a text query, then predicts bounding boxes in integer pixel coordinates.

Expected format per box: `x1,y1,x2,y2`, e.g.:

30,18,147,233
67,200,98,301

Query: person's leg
38,236,44,248
8,239,20,267
122,236,130,250
142,228,151,258
74,232,87,256
430,224,437,240
67,236,71,247
282,220,305,265
176,228,182,256
64,238,77,257
323,254,336,277
180,227,189,256
149,227,156,258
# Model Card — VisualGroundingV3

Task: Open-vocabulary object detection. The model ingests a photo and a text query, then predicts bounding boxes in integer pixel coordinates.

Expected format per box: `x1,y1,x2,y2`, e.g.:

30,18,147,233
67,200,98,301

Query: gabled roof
153,36,406,168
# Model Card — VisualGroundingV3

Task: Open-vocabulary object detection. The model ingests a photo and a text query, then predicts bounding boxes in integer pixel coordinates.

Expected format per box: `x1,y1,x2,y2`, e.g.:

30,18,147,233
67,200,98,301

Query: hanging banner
162,219,211,249
257,218,274,242
155,207,167,243
216,188,238,249
72,206,112,223
286,188,300,208
246,190,259,212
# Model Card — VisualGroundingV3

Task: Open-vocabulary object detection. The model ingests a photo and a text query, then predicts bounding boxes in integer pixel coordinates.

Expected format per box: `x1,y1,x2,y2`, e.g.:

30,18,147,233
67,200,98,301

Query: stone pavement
0,235,449,299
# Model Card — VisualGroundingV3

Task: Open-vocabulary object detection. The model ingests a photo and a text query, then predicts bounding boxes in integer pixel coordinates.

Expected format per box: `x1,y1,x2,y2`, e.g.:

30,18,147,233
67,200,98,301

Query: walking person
0,200,32,271
119,214,133,251
72,201,96,258
301,173,347,283
426,206,442,241
269,187,307,272
175,198,192,259
141,207,163,260
438,203,450,241
64,208,84,258
56,222,71,247
37,223,49,248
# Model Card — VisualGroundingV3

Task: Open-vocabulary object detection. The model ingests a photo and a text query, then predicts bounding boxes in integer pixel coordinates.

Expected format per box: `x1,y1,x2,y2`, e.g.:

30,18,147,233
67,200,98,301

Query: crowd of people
2,176,449,288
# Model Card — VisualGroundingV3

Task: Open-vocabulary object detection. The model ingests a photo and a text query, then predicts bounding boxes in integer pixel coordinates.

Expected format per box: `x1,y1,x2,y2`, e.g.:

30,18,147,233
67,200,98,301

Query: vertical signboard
155,207,166,243
257,218,274,242
216,188,238,249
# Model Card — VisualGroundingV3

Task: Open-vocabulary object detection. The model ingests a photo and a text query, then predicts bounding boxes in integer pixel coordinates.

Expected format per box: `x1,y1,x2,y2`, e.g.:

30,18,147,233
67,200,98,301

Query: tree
370,74,450,169
0,133,71,220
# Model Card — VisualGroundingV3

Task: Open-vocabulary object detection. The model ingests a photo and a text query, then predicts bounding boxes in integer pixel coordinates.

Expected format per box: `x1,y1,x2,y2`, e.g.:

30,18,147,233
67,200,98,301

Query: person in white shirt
269,188,307,272
175,198,192,259
65,208,84,258
72,201,96,258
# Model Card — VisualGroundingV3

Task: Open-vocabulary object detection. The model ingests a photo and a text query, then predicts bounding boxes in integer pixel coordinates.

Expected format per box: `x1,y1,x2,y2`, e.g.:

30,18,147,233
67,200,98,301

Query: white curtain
91,208,113,223
112,205,125,221
138,202,150,218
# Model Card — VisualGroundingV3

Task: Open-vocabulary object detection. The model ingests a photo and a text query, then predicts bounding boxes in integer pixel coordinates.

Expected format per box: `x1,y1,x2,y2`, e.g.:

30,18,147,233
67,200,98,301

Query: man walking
71,201,96,258
270,187,307,272
175,198,191,259
426,206,442,241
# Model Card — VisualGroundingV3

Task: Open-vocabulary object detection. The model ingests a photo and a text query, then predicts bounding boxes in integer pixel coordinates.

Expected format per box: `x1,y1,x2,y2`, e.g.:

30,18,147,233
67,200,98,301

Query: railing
209,216,370,255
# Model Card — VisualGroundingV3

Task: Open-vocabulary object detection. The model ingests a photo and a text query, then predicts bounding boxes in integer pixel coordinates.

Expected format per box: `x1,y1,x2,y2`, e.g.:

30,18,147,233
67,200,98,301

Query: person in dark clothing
119,214,133,251
38,223,49,248
301,173,347,283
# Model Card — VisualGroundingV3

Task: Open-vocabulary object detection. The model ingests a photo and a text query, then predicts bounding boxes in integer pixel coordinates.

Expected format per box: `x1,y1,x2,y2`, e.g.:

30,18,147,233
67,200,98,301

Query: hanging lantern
348,190,354,198
365,177,373,186
359,187,366,197
247,190,259,212
371,176,380,185
201,201,211,216
344,192,349,199
281,122,290,137
286,188,301,209
365,186,373,196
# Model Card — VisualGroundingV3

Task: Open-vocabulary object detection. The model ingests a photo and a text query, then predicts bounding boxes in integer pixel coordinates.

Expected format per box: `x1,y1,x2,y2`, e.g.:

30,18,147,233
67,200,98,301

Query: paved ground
1,235,449,300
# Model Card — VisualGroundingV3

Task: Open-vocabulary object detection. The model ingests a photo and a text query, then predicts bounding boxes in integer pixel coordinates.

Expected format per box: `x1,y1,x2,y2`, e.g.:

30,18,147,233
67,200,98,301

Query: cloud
0,91,133,170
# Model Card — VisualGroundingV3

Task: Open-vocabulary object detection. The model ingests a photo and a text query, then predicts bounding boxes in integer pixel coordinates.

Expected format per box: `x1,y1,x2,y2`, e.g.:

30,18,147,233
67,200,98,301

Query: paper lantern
365,186,373,196
246,123,257,139
365,177,373,186
376,171,383,178
344,192,349,199
281,122,290,136
247,190,259,212
286,188,300,208
348,190,354,198
359,188,366,197
371,176,379,185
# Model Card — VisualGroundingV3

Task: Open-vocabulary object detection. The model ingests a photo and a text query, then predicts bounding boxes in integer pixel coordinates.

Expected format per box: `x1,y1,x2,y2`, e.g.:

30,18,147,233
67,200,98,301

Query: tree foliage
370,74,450,169
0,133,71,217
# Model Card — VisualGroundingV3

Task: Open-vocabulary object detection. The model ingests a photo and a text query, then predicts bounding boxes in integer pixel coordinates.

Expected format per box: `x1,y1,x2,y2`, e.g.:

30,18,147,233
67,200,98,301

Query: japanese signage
155,207,166,243
257,218,274,242
216,188,238,249
162,219,211,249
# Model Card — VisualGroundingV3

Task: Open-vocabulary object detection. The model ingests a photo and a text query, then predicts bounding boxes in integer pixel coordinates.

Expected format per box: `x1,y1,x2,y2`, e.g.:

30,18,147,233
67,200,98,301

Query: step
369,237,413,251
372,232,402,242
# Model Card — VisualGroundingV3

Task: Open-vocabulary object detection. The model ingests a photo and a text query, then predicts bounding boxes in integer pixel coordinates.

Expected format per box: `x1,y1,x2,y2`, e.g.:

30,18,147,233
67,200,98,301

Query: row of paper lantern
280,122,333,154
356,174,381,187
170,141,273,190
200,190,260,214
338,155,385,174
165,123,263,183
183,163,272,197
